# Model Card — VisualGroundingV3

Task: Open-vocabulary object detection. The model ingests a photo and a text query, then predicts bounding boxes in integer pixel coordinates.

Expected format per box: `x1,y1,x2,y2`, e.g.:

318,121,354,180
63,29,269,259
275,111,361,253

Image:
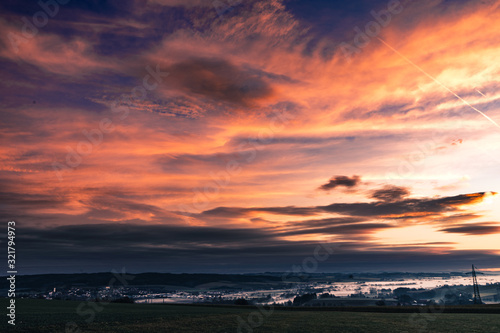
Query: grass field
1,299,499,332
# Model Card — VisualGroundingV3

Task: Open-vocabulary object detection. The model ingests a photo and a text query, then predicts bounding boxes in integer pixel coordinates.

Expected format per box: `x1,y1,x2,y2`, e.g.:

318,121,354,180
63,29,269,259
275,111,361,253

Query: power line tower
472,265,482,304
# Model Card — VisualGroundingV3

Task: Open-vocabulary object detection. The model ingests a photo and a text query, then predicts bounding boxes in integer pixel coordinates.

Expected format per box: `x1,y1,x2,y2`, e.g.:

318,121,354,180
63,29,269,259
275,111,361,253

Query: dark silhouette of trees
234,298,249,305
293,293,317,305
111,296,134,303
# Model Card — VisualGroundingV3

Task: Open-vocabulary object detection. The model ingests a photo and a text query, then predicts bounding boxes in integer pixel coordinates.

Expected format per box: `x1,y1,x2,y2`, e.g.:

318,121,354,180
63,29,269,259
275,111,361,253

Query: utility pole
472,265,482,304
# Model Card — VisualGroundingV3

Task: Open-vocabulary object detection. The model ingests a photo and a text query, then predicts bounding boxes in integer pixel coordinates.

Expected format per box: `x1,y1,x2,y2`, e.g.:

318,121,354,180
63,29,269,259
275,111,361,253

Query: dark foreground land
1,299,499,333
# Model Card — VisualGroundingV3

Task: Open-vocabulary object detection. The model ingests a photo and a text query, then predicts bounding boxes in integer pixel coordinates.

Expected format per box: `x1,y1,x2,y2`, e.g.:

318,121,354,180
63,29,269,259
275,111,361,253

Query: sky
1,0,500,274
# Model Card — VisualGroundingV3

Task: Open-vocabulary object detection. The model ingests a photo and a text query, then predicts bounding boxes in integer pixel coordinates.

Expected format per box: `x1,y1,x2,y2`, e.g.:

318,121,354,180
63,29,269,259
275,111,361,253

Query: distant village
14,280,500,307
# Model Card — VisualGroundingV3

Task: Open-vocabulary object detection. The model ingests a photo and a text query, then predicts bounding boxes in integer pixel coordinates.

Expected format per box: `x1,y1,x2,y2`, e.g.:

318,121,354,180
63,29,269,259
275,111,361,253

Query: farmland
1,299,499,332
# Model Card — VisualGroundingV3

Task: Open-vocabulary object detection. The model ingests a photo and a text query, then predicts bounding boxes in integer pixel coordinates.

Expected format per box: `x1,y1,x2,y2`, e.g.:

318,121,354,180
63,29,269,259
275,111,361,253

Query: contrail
475,89,487,98
376,37,500,130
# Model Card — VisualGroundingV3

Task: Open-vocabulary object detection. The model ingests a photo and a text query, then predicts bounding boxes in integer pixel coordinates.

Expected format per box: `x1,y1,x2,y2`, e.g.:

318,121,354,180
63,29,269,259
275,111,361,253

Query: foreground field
1,299,499,333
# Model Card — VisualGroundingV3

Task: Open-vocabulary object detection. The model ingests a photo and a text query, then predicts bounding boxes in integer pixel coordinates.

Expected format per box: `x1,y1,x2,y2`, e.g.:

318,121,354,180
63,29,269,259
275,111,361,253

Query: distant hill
1,271,488,291
0,272,283,291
